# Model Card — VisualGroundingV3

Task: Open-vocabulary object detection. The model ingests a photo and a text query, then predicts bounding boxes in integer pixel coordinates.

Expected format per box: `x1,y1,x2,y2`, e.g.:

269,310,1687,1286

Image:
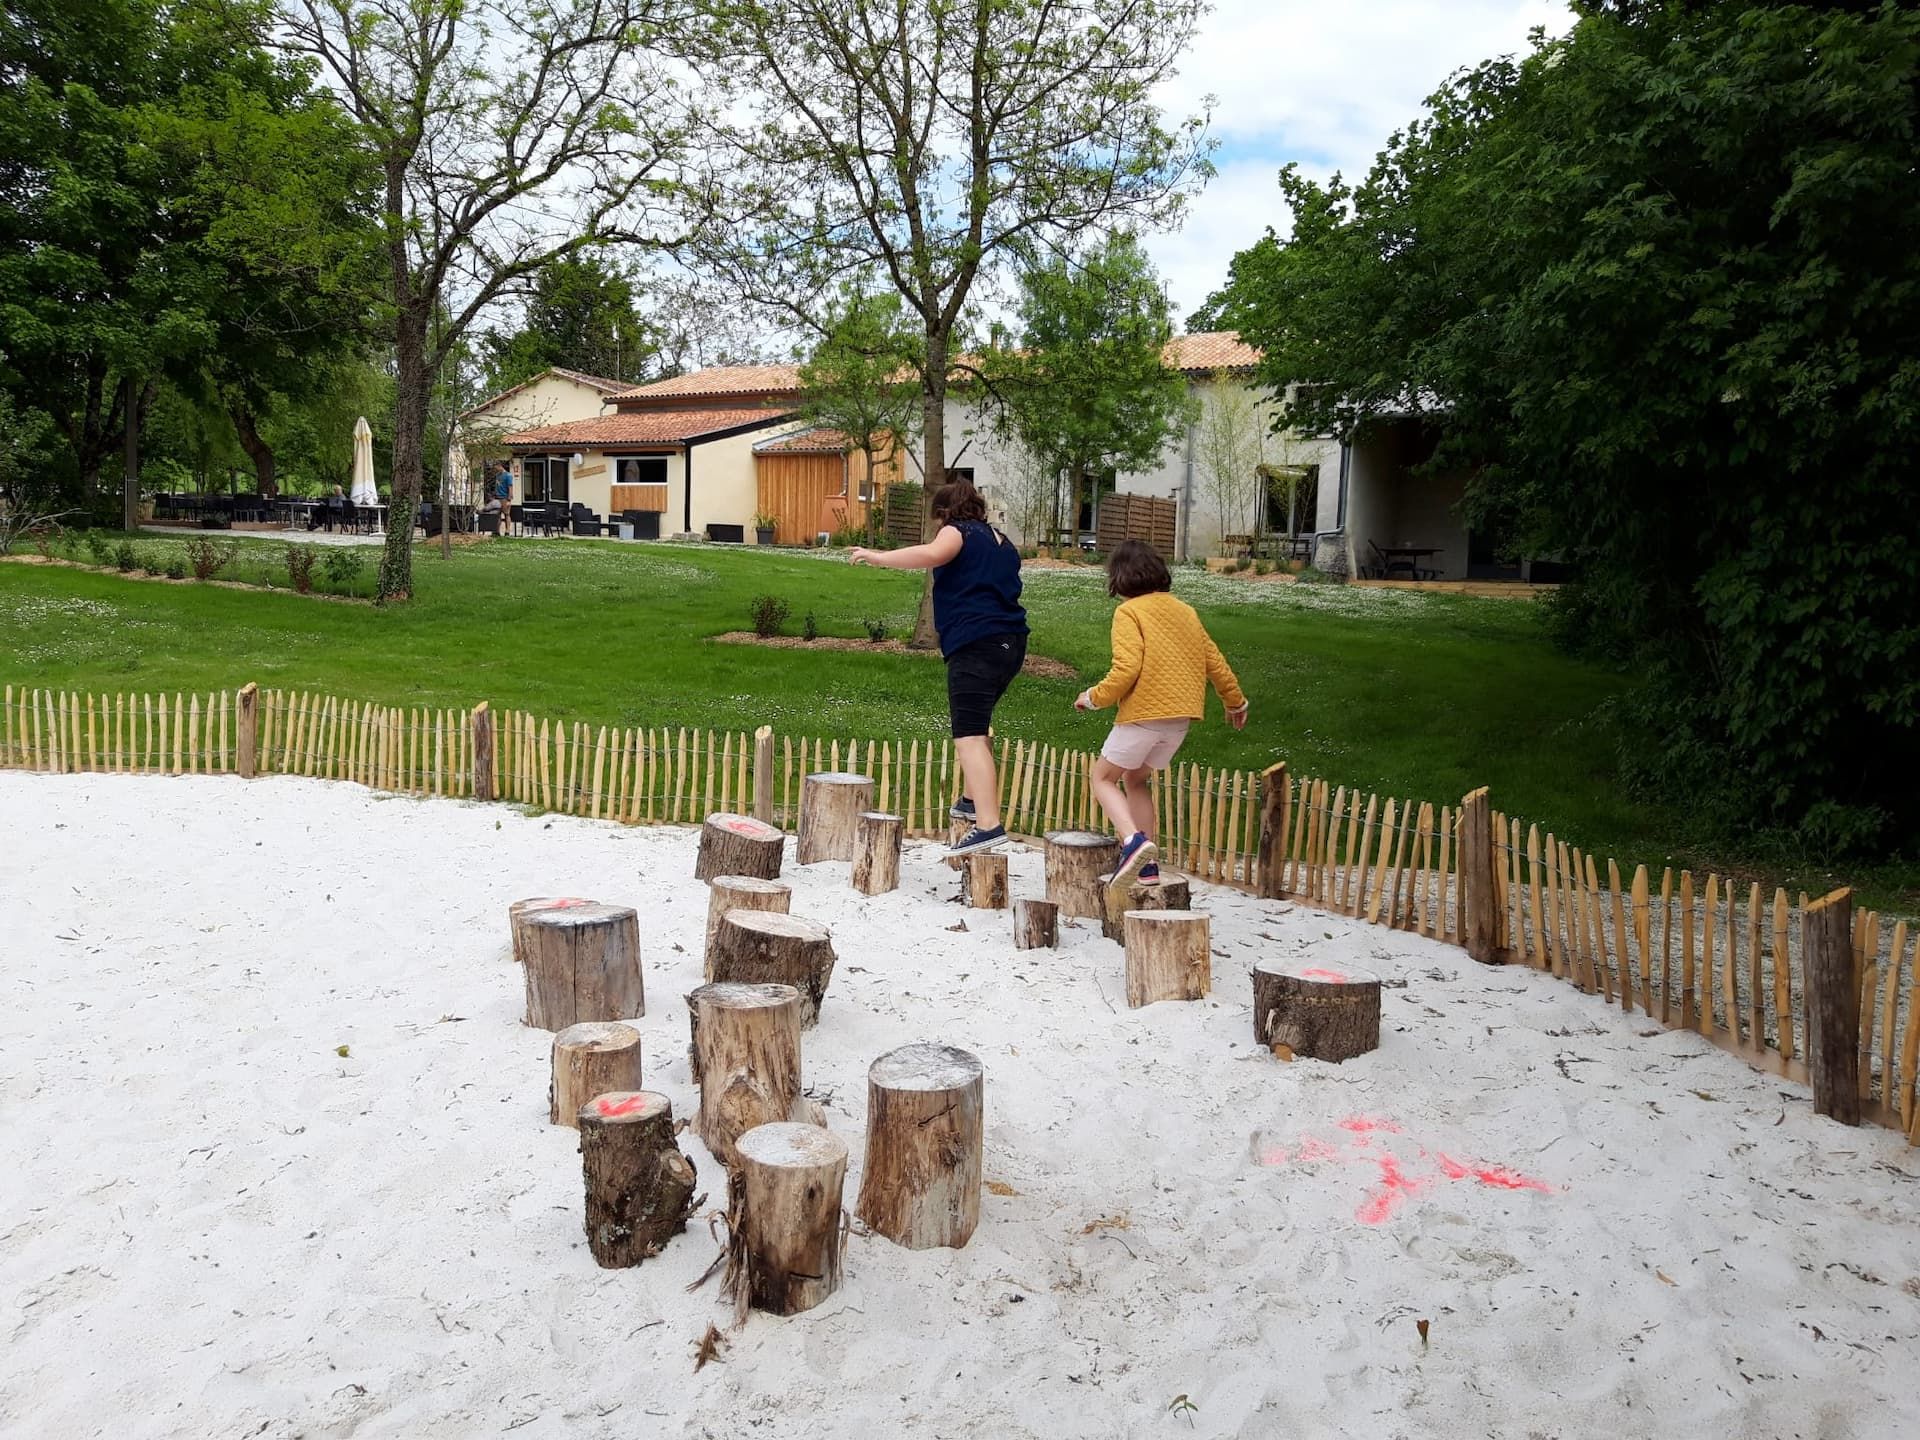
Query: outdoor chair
1368,540,1415,580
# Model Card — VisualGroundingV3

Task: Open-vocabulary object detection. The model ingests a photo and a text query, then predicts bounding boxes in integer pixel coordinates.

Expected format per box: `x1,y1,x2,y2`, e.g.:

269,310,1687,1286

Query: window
521,454,570,504
616,456,668,488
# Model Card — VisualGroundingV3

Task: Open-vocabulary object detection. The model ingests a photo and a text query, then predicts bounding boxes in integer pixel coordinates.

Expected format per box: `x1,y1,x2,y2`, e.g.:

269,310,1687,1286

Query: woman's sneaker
950,796,976,822
948,824,1007,857
1111,832,1158,888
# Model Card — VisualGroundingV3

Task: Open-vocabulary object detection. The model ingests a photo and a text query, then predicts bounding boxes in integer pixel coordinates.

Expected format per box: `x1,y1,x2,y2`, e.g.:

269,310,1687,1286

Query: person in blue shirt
850,479,1027,855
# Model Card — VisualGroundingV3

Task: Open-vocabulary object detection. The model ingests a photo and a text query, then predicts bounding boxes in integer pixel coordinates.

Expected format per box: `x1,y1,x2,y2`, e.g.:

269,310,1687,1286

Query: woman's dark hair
1106,538,1172,598
930,480,988,524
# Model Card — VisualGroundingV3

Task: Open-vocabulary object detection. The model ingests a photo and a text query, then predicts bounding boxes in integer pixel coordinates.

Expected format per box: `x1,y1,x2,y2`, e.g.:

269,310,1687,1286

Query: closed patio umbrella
349,416,382,532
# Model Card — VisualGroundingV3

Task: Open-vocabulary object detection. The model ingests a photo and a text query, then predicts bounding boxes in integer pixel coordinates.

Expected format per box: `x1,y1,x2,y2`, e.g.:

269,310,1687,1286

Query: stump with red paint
696,812,785,882
576,1090,697,1267
1251,958,1382,1062
508,895,594,964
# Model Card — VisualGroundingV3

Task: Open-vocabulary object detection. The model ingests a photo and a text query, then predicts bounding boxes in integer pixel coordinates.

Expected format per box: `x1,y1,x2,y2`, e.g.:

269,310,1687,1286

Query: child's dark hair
930,480,987,524
1107,538,1172,598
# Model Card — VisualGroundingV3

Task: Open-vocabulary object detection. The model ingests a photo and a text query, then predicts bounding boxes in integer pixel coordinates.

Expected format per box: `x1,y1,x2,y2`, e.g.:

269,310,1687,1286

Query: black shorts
945,633,1027,739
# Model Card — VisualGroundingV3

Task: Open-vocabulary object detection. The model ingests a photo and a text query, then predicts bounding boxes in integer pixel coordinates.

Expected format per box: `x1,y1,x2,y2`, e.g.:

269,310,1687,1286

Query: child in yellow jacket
1076,539,1248,885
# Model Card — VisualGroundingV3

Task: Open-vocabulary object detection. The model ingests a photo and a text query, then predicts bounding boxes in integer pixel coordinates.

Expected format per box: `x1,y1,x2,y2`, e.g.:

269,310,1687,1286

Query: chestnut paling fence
5,681,1915,1146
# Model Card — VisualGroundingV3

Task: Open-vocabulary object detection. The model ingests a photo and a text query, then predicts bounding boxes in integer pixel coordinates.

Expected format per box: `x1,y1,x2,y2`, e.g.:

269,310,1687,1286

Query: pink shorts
1101,717,1191,771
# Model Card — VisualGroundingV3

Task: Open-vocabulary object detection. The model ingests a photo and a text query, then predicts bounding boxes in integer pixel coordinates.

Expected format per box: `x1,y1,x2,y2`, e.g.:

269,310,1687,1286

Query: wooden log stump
687,982,807,1167
709,911,838,1027
550,1021,644,1127
1251,959,1383,1062
1099,872,1191,943
961,851,1009,910
1014,898,1058,950
945,817,970,871
1045,831,1120,919
695,812,786,882
1123,911,1212,1008
724,1122,849,1318
521,902,644,1030
704,876,791,978
855,1044,984,1250
797,772,874,864
508,895,595,963
577,1090,697,1267
851,811,904,896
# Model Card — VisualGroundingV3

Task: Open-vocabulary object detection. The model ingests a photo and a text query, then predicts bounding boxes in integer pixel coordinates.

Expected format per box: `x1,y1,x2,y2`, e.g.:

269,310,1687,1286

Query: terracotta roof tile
754,426,853,455
1163,331,1261,373
609,363,803,402
504,406,797,447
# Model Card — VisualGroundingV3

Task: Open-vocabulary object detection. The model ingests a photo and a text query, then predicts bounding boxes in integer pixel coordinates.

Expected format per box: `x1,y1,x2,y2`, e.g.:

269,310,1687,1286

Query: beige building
452,367,629,503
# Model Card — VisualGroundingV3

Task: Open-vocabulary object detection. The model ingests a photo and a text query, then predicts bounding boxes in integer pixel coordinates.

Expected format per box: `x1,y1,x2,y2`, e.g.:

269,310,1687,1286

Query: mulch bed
713,631,1078,680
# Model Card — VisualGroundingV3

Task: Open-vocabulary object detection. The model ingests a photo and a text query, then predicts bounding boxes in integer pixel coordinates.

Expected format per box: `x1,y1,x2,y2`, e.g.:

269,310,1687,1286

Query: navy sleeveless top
932,520,1028,658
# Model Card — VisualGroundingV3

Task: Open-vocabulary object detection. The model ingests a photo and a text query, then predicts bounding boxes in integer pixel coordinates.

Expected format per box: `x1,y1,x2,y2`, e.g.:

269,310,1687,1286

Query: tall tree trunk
121,374,140,533
908,331,948,651
229,400,277,500
381,299,430,600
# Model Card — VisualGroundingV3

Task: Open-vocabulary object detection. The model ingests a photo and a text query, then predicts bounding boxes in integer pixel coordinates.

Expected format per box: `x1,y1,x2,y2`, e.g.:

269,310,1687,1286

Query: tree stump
1045,831,1120,919
724,1122,849,1318
855,1044,983,1250
1014,898,1058,950
521,902,644,1030
577,1090,697,1267
508,895,595,963
687,982,807,1167
1123,911,1212,1008
709,911,838,1027
796,772,874,864
1099,872,1191,942
851,811,904,896
945,817,970,871
704,876,792,978
695,812,786,882
961,851,1009,909
550,1021,644,1127
1251,959,1383,1062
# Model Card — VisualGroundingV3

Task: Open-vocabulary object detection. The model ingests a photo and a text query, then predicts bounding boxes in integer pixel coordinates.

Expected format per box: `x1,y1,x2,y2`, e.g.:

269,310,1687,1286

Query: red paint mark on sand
1298,967,1351,983
1356,1154,1435,1225
596,1095,648,1117
1338,1115,1404,1136
1256,1145,1289,1167
1293,1136,1341,1164
1439,1154,1552,1194
1260,1117,1555,1223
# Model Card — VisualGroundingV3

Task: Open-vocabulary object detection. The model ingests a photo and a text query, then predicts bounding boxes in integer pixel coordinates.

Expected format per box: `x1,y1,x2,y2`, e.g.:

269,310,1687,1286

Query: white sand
2,772,1916,1439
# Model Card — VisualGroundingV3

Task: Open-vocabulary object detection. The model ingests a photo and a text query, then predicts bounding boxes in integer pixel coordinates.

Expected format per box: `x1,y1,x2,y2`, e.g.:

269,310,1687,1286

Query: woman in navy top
851,480,1027,855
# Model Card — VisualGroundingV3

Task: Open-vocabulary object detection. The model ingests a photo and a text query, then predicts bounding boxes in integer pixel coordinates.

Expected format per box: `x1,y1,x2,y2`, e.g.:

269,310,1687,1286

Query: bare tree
283,0,686,599
1193,369,1267,553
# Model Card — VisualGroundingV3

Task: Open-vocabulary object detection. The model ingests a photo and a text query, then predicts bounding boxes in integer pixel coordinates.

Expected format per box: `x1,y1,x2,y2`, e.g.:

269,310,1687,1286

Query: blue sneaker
950,795,976,822
1111,832,1158,888
1137,861,1161,886
947,824,1007,857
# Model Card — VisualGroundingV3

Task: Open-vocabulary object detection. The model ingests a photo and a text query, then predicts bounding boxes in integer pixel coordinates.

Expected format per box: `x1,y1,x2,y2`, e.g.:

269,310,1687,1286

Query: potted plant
752,511,779,546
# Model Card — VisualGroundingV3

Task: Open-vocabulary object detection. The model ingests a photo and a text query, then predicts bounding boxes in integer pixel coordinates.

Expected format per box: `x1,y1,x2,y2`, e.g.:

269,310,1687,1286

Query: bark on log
1123,911,1212,1008
1803,887,1859,1125
704,876,791,978
550,1021,644,1127
1459,786,1498,964
851,811,904,896
796,772,874,864
577,1090,697,1267
687,981,807,1167
961,851,1009,910
1014,899,1058,950
709,911,838,1027
724,1121,849,1318
1251,958,1382,1063
509,895,596,964
1045,831,1120,919
1099,872,1191,943
855,1044,983,1250
237,682,259,779
695,812,785,882
520,902,644,1030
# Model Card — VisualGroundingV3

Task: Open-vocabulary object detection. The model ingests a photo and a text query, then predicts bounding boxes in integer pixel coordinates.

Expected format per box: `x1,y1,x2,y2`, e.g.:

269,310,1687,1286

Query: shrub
862,617,889,644
1253,559,1273,576
84,533,111,565
113,540,137,572
286,544,317,594
185,536,238,582
163,556,187,580
322,547,364,590
802,611,818,642
748,594,790,637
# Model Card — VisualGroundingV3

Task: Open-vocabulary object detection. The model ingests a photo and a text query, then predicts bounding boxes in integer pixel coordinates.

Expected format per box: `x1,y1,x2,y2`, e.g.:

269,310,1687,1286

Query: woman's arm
849,527,963,571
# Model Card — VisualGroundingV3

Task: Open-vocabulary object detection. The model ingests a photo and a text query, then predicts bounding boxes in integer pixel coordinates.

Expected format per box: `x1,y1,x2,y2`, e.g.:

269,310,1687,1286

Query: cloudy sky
1147,0,1574,325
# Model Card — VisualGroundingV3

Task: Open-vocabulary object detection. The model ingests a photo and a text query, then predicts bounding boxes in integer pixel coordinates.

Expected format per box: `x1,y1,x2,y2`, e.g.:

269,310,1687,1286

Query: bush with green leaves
113,540,136,572
185,536,238,582
862,617,889,644
163,556,187,580
286,544,318,594
748,594,790,638
802,611,818,642
84,533,111,565
322,547,364,591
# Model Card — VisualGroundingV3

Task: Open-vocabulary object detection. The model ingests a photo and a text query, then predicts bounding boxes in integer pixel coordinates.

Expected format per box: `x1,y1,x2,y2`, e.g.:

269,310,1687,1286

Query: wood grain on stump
797,772,874,865
695,812,785,882
725,1122,849,1318
1013,898,1058,950
577,1090,697,1267
704,875,791,978
550,1021,644,1127
520,901,644,1030
1123,911,1212,1008
961,851,1009,910
687,982,806,1167
1098,872,1190,943
851,811,904,896
855,1044,983,1250
709,911,837,1027
1044,831,1120,919
508,895,595,963
1251,959,1382,1063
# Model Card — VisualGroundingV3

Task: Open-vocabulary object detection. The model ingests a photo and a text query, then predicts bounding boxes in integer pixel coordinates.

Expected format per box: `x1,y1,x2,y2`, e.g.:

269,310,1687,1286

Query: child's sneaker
1110,831,1157,888
947,824,1007,857
1137,862,1160,886
950,796,976,822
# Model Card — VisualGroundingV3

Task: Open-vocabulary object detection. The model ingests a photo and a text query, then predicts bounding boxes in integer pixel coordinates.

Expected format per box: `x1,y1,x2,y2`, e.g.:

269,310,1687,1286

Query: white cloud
1149,0,1575,322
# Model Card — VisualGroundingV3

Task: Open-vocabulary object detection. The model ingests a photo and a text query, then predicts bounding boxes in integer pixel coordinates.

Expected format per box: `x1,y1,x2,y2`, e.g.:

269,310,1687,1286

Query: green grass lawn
2,532,1908,906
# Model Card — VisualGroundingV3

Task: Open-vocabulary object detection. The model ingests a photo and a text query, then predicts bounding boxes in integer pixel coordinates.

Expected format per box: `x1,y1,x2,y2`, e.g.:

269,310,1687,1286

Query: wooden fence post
753,725,774,823
472,702,495,802
236,683,259,779
1804,887,1859,1125
1459,786,1497,964
1256,762,1289,899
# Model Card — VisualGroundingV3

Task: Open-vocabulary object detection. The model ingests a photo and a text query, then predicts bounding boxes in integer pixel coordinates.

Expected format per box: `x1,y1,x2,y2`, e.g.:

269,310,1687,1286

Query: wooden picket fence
5,680,1913,1144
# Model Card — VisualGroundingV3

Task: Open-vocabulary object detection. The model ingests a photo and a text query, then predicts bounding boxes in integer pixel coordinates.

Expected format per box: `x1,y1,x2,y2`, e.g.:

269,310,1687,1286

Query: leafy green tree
483,255,678,394
797,288,924,502
982,235,1190,553
1200,0,1920,853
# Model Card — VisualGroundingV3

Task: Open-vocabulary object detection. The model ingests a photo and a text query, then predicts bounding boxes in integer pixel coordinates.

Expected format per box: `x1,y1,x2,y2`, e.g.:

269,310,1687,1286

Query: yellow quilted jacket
1086,591,1246,724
